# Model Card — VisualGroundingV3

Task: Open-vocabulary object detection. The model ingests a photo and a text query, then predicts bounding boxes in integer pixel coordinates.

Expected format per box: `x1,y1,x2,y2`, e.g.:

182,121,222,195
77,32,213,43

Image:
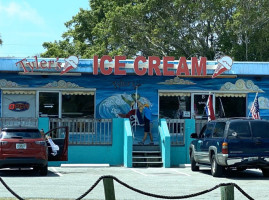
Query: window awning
215,93,246,97
2,90,36,95
62,91,95,95
159,92,191,97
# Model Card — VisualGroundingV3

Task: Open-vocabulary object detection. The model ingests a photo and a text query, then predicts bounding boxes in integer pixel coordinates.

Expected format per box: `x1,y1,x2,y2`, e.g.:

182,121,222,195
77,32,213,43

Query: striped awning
159,92,191,97
215,93,246,97
62,91,95,95
2,90,36,95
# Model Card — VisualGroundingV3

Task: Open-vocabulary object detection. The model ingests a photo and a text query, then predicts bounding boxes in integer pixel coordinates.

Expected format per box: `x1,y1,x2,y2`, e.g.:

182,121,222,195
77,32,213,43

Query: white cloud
0,1,45,26
248,97,269,110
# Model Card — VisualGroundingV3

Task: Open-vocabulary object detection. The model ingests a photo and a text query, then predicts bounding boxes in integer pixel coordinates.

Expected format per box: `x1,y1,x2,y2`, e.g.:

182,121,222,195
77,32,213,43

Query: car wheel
262,168,269,177
39,165,48,176
191,152,199,171
211,154,224,177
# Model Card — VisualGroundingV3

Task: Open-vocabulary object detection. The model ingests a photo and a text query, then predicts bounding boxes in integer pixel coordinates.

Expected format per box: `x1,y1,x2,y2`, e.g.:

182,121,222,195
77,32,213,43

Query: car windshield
250,121,269,138
0,130,41,139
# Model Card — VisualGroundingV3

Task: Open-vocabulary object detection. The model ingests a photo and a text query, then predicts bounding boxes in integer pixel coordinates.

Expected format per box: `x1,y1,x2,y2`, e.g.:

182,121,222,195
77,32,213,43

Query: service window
62,94,94,118
159,95,191,119
215,97,246,118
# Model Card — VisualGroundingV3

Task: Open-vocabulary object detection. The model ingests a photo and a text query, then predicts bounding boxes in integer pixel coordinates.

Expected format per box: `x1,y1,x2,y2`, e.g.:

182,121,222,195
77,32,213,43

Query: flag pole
135,85,138,132
219,97,225,117
248,92,258,118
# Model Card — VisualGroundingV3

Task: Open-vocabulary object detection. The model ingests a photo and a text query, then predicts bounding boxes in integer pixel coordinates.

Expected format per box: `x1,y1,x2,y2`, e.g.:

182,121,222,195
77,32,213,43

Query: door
45,126,69,161
191,93,215,119
39,92,59,118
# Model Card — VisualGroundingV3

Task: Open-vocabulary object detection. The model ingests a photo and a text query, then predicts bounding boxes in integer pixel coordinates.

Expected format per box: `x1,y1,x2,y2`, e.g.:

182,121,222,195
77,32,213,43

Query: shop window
39,92,59,118
2,94,36,118
159,96,191,119
215,97,246,118
193,94,209,119
62,95,94,118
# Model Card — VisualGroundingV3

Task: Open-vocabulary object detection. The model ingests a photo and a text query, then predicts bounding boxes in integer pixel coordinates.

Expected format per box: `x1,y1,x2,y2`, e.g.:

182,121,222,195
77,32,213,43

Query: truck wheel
191,152,199,171
211,154,224,177
262,168,269,177
39,165,48,176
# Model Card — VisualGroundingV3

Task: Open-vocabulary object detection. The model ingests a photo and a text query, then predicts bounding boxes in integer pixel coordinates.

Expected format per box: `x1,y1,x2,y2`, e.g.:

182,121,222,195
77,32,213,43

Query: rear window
0,129,41,139
250,121,269,138
228,121,251,138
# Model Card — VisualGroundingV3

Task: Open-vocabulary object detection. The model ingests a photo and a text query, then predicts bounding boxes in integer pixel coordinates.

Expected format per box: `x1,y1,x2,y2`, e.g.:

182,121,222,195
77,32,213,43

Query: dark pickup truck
189,118,269,177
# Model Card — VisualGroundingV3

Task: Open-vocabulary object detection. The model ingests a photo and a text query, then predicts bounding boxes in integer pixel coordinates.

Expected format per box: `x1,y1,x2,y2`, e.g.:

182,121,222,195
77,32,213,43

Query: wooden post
103,178,116,200
221,185,234,200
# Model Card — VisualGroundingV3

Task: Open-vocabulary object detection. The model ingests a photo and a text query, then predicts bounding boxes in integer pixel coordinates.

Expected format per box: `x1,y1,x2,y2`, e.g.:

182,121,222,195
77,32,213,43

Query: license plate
248,157,258,161
16,143,27,149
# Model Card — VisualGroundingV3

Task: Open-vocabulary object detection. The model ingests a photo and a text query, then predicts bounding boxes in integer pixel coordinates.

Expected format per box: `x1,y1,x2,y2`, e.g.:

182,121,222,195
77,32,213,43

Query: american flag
250,93,260,119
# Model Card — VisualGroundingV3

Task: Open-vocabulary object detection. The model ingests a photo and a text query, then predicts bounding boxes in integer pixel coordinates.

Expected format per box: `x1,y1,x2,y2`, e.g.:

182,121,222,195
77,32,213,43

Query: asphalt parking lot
0,166,268,200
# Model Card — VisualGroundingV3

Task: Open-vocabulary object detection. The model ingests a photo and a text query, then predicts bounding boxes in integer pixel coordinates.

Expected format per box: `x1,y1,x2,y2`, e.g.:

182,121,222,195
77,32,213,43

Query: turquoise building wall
47,118,127,166
170,119,195,166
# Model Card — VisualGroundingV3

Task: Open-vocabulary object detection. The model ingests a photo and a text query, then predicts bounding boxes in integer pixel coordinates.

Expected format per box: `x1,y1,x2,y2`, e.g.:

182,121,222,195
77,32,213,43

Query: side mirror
190,133,198,138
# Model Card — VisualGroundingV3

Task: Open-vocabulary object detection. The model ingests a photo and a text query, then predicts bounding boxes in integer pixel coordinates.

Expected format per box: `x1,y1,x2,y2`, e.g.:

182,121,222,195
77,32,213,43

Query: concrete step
133,145,160,151
133,150,161,154
132,145,162,167
133,161,163,164
133,156,162,159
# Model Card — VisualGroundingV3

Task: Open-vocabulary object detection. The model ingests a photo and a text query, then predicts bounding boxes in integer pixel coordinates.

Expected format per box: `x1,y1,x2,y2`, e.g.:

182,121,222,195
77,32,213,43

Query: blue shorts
144,117,150,132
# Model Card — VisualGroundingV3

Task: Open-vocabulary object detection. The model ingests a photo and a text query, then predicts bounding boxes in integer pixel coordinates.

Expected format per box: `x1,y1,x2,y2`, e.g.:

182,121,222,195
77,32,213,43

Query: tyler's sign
16,56,79,75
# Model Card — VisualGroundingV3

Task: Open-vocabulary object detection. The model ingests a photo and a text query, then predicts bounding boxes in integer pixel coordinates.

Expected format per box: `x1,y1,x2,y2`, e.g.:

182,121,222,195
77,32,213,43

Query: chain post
221,185,234,200
103,177,116,200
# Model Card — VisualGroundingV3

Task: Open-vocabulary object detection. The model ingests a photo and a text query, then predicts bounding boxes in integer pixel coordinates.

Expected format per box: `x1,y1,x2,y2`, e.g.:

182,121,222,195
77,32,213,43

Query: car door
45,126,69,161
200,122,215,163
194,124,206,162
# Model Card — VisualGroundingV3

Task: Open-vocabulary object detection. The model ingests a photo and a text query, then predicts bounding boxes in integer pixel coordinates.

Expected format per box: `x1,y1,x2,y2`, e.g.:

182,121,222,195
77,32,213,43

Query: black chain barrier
0,175,255,200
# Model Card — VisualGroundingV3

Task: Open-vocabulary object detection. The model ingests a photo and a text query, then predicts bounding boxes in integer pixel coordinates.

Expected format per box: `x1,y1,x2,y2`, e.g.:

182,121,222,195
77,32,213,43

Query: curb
61,164,110,168
179,164,191,168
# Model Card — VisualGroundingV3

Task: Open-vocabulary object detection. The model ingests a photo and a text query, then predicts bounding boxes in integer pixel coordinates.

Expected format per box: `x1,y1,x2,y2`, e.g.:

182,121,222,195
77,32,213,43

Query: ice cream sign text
16,56,79,75
93,55,233,78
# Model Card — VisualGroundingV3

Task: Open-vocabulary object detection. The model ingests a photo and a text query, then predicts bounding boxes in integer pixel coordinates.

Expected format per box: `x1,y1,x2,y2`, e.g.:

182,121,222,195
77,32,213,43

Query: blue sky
0,0,90,57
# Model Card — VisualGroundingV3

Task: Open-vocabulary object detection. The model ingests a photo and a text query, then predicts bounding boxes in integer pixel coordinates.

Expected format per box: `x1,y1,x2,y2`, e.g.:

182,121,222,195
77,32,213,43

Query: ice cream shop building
0,55,269,167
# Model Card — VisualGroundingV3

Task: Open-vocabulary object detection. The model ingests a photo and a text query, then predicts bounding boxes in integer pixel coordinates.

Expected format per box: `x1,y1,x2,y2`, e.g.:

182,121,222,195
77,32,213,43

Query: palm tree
0,34,2,45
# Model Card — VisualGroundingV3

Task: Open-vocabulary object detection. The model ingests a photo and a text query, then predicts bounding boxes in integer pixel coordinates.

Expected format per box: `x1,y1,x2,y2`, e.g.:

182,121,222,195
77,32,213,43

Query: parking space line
51,167,63,177
130,168,148,176
173,169,191,176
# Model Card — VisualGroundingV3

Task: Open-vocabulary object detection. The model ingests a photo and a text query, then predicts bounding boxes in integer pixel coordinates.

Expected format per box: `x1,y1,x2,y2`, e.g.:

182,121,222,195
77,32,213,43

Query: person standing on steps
139,104,153,145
